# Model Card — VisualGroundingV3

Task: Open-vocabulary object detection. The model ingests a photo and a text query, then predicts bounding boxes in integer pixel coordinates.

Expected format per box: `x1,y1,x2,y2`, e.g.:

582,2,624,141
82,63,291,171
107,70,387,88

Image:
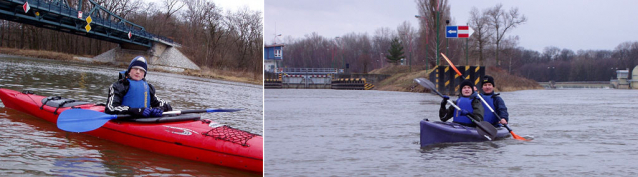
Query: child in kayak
480,75,509,126
105,56,172,117
439,79,484,126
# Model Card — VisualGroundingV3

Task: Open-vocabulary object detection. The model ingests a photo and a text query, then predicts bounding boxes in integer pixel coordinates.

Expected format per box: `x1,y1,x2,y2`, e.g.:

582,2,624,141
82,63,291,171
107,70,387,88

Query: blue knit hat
126,56,147,77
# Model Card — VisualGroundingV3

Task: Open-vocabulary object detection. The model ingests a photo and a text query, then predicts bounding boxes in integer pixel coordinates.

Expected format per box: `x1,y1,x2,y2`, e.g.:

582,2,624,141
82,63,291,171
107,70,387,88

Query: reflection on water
265,89,638,176
0,56,262,176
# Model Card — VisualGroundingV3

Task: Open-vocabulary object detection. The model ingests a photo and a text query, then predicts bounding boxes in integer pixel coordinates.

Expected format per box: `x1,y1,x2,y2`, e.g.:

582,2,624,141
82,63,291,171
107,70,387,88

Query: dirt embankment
369,65,543,93
0,47,262,85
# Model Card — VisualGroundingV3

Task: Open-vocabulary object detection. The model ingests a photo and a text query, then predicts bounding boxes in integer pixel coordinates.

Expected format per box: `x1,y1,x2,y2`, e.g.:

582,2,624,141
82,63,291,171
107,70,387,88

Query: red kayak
0,88,263,173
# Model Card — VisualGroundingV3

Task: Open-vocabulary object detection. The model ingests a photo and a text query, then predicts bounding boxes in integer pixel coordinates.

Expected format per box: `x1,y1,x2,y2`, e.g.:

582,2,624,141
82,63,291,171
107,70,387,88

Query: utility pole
436,9,440,66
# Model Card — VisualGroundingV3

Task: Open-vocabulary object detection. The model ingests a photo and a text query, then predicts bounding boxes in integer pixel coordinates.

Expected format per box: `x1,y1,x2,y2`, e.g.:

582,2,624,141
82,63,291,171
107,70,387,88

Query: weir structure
610,65,638,89
0,0,199,71
429,65,485,96
264,68,380,90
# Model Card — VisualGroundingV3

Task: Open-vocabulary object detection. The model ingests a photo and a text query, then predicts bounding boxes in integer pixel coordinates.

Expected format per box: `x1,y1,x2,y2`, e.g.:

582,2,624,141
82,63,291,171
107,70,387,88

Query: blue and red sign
445,26,473,38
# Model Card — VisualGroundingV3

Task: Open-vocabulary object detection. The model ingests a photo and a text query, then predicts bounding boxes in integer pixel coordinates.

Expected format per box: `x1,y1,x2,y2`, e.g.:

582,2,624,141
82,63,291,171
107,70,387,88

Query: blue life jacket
121,79,151,108
453,96,474,125
481,93,498,125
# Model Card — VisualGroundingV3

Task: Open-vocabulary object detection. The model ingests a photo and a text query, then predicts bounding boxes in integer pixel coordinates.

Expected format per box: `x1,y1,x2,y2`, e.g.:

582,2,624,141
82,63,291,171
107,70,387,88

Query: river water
0,55,262,176
264,88,638,176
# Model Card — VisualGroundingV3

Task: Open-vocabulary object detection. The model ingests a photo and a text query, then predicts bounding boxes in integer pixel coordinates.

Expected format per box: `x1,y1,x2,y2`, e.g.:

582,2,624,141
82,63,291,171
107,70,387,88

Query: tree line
0,0,262,77
279,0,636,81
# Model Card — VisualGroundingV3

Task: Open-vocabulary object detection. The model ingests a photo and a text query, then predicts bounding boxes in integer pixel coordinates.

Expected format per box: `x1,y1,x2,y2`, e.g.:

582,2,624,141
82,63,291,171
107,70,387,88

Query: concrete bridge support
92,42,200,72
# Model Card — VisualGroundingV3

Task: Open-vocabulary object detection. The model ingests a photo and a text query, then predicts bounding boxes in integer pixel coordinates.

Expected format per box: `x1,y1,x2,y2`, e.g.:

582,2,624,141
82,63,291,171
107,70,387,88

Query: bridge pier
92,42,200,72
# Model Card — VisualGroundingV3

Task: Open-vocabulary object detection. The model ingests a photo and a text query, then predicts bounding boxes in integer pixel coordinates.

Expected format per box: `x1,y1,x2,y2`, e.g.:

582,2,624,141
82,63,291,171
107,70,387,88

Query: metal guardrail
0,0,177,47
84,0,175,44
283,68,337,74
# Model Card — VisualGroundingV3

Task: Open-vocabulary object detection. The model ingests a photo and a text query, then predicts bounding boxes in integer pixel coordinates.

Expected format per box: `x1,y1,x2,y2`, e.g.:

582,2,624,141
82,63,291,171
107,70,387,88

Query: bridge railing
86,0,176,44
5,0,176,45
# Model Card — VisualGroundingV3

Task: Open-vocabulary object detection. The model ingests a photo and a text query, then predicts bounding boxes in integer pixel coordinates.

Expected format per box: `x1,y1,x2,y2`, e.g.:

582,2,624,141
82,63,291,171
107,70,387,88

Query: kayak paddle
414,78,497,140
57,108,242,133
475,94,529,141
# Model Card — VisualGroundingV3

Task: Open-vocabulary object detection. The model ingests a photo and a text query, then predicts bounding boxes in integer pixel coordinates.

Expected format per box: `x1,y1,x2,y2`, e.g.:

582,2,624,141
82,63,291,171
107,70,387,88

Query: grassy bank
369,65,543,93
0,47,262,85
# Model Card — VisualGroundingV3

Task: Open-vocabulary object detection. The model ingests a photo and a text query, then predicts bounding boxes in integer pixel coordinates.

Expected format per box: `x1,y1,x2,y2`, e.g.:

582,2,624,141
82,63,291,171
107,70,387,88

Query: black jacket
105,78,172,114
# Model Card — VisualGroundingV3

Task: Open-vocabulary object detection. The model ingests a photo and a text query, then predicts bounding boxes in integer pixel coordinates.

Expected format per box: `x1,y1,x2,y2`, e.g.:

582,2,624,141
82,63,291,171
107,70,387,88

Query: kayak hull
0,88,263,173
420,119,510,148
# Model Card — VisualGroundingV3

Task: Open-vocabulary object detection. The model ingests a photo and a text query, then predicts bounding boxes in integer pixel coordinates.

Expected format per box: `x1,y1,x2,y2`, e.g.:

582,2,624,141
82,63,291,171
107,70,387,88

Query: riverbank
0,47,263,85
369,65,543,92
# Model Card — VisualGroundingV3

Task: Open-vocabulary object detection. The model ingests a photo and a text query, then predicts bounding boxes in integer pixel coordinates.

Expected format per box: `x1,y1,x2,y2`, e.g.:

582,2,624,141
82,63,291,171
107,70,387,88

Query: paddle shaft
113,110,178,120
475,93,504,121
137,108,241,116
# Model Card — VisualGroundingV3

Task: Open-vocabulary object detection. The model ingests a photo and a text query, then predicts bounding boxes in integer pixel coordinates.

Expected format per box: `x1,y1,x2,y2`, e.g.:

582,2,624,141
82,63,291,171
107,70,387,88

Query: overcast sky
146,0,263,12
265,0,638,52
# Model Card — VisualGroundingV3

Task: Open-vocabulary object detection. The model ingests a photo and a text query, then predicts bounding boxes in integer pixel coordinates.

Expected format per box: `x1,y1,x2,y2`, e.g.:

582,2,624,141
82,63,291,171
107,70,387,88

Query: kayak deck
420,119,510,148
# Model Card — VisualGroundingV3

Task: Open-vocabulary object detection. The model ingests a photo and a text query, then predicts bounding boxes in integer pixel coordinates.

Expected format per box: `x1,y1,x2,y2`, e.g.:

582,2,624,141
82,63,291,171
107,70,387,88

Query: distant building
264,44,284,73
610,65,638,89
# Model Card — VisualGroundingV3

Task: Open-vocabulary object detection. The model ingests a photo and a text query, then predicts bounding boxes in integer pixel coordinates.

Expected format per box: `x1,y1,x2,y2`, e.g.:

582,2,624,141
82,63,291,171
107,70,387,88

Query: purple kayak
420,119,510,148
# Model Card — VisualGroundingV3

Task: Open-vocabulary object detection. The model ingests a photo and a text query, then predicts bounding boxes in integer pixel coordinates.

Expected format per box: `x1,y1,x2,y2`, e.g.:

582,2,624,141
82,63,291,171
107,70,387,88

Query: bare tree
373,27,394,67
163,0,185,20
486,3,527,66
542,46,560,62
468,7,492,66
415,0,450,66
397,21,417,69
224,7,263,70
93,0,143,19
499,35,519,73
557,48,575,62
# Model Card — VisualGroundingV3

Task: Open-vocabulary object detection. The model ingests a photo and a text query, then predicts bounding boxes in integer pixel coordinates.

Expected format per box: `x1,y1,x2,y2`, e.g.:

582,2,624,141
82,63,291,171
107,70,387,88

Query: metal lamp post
436,7,440,66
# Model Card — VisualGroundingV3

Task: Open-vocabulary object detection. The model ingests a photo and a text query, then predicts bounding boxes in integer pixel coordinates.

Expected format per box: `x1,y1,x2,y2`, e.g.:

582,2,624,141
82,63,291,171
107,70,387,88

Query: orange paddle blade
441,53,462,76
509,131,530,141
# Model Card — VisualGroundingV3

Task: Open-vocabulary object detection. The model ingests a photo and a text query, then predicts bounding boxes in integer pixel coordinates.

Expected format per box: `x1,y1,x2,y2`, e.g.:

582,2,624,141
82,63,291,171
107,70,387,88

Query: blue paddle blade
57,109,118,133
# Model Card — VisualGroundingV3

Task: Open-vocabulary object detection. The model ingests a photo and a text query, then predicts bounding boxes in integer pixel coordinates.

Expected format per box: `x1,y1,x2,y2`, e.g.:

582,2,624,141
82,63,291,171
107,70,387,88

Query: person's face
462,85,473,96
482,83,494,94
129,68,145,81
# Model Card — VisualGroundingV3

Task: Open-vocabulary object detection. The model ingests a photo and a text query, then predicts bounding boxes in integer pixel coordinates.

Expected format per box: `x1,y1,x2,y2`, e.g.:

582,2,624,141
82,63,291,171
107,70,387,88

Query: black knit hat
126,56,148,77
482,75,495,86
459,79,474,94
